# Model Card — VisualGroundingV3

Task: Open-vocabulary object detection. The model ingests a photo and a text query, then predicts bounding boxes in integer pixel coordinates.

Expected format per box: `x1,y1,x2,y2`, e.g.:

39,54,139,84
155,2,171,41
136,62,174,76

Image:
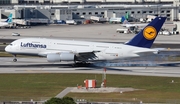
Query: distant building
0,0,174,5
0,0,179,22
0,0,11,5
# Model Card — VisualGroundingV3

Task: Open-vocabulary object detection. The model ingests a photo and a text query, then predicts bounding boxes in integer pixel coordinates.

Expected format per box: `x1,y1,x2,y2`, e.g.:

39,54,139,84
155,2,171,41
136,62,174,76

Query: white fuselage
0,22,9,27
122,23,147,28
5,38,157,62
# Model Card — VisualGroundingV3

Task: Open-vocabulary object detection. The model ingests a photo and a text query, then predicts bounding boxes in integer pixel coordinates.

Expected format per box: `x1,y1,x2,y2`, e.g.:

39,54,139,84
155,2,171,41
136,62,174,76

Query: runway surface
1,57,180,77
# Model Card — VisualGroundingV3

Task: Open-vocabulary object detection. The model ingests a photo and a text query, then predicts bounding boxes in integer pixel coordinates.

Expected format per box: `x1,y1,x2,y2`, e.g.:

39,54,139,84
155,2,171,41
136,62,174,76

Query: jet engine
47,53,75,62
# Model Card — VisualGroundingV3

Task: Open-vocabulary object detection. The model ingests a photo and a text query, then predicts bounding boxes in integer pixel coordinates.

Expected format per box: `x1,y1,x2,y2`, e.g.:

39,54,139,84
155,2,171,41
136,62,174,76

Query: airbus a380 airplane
5,17,166,65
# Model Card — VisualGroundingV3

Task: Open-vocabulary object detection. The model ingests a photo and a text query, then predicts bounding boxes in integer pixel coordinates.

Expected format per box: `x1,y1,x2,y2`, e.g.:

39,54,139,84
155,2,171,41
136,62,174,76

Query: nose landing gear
13,55,17,62
13,58,17,62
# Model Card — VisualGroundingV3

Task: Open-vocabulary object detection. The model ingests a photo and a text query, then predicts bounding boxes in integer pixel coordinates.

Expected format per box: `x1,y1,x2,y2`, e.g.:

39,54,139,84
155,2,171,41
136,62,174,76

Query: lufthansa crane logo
143,26,157,40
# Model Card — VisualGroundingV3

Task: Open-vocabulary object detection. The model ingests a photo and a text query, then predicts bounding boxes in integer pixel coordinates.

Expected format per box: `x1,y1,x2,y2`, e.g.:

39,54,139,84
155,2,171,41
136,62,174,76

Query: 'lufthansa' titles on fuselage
21,42,46,48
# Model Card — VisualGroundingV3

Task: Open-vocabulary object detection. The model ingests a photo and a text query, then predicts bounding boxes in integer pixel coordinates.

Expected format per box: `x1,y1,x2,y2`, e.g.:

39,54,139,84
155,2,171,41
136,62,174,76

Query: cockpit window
9,44,13,46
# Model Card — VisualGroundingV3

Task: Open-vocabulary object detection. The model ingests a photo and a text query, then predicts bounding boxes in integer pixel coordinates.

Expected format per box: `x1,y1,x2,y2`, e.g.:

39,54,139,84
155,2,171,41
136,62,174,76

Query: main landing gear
72,61,91,67
13,54,17,62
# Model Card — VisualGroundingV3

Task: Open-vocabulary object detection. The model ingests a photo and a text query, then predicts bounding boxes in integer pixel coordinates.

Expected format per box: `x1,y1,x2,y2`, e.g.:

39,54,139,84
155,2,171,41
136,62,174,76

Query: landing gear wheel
13,54,17,62
13,58,17,62
74,61,91,67
72,64,77,67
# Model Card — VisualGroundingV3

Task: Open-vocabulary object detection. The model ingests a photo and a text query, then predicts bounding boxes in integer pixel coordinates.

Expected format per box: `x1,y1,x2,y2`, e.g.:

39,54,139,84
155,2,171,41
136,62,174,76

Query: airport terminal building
1,0,174,4
0,0,179,25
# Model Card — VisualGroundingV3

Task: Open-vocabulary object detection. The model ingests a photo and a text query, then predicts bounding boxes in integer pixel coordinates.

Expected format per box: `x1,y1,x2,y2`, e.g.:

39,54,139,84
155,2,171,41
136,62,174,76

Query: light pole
176,3,177,21
176,1,178,21
157,5,158,16
156,4,159,17
174,0,179,21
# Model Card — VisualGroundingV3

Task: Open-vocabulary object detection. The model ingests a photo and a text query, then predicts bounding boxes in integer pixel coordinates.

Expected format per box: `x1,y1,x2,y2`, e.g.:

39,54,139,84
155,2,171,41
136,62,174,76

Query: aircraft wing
39,49,101,61
74,50,100,61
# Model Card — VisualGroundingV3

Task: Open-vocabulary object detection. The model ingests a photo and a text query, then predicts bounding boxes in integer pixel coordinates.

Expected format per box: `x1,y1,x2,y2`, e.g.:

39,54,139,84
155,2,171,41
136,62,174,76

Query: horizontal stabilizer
133,49,159,55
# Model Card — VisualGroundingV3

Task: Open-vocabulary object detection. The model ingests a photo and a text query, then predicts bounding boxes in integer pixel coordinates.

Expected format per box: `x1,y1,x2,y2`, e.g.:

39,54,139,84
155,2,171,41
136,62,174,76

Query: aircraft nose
5,45,10,52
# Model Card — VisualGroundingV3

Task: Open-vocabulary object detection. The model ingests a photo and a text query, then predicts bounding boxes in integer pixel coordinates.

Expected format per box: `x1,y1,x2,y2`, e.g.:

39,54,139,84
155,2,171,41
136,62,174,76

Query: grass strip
0,73,180,102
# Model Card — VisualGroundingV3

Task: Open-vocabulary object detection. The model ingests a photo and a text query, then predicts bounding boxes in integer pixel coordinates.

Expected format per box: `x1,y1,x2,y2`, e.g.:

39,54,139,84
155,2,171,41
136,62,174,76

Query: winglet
125,17,166,48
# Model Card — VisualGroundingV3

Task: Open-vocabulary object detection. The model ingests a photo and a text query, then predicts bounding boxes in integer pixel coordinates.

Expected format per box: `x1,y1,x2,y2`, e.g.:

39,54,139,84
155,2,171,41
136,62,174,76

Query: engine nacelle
47,53,75,62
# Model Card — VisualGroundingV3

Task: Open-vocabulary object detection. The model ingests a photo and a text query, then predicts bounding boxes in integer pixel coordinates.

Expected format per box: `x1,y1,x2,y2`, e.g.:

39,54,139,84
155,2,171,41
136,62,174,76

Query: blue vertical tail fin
125,17,166,48
5,13,12,23
121,16,130,24
121,16,126,23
